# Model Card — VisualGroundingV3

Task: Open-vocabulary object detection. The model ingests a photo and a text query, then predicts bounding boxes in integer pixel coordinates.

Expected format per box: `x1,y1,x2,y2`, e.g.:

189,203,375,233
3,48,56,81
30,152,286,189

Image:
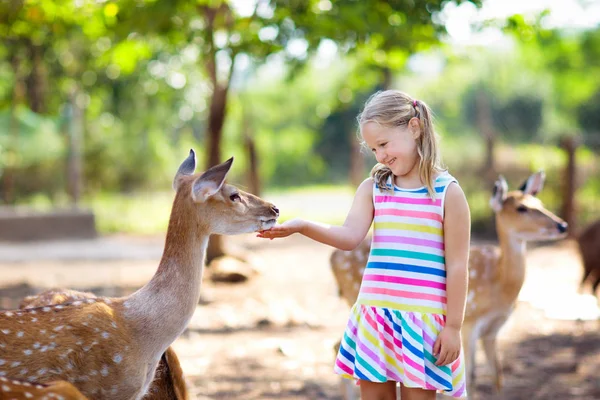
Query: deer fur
329,172,567,399
16,289,188,400
0,376,88,399
0,150,279,400
577,219,600,299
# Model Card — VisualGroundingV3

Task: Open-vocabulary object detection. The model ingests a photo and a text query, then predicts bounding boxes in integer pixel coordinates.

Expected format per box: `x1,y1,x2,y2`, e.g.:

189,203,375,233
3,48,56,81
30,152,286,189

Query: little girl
258,90,470,400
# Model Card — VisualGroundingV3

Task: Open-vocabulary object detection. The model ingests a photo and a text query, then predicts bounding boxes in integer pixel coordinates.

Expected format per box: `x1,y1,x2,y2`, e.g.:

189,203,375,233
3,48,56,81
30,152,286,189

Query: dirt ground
1,234,599,400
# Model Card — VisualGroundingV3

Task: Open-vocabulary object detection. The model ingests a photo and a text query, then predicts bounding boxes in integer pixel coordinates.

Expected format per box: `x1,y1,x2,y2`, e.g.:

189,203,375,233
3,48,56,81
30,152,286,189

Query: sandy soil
1,234,599,399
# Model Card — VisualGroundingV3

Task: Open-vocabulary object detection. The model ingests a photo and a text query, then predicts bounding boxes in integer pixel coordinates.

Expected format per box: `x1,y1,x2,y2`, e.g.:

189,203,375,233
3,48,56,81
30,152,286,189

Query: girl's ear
408,117,421,139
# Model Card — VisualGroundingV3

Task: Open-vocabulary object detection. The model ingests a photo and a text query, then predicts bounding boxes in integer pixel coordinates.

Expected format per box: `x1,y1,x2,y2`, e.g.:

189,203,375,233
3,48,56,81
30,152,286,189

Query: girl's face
361,119,421,178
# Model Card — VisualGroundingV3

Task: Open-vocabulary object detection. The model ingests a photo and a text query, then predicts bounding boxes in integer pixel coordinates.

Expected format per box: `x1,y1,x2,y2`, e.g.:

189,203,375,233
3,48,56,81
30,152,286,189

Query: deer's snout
270,205,280,216
558,221,568,234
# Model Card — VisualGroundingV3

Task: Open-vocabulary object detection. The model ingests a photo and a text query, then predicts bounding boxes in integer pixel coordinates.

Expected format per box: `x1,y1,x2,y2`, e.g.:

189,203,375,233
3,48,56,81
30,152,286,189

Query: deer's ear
489,175,508,212
191,157,234,202
519,170,545,196
173,149,196,191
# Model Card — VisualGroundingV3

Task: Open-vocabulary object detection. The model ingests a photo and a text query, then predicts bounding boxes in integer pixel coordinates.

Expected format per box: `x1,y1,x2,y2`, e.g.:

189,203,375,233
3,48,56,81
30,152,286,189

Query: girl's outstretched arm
257,178,375,251
434,182,471,366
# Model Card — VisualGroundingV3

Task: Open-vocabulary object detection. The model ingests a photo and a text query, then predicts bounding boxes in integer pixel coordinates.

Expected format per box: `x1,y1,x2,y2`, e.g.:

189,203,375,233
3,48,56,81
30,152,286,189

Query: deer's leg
481,334,503,392
462,324,479,399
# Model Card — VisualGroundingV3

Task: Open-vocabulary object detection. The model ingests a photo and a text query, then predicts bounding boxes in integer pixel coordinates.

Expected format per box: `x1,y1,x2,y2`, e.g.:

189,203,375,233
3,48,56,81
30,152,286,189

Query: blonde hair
357,90,444,198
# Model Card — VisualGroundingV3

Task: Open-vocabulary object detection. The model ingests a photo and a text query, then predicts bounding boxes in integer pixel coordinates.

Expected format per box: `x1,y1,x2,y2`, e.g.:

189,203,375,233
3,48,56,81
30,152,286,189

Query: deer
329,171,568,399
0,376,88,399
576,218,600,300
15,289,188,400
0,150,279,400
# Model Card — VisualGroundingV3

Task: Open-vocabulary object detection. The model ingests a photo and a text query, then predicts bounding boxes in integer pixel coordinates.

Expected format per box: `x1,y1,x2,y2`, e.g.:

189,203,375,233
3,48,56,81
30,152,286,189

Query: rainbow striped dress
333,172,467,398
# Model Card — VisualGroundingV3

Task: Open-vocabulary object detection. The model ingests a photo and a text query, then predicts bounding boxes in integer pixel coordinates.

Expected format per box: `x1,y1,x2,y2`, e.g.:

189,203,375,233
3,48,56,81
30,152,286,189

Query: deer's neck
497,225,527,304
124,210,208,356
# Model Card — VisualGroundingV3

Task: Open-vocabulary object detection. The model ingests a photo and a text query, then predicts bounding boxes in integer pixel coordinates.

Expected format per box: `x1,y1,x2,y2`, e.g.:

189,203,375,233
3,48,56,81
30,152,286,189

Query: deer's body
0,151,279,400
329,172,567,399
0,376,88,399
15,288,189,400
577,219,600,299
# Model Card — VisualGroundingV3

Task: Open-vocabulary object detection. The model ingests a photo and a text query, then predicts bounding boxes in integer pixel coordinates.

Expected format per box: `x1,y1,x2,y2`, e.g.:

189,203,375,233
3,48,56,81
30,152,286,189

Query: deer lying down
18,289,188,400
329,172,568,399
577,219,600,300
0,376,88,399
0,150,279,400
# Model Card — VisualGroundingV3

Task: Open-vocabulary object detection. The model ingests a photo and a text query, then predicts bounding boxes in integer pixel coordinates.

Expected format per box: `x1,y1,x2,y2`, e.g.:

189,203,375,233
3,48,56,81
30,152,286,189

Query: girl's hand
257,218,306,240
433,326,462,366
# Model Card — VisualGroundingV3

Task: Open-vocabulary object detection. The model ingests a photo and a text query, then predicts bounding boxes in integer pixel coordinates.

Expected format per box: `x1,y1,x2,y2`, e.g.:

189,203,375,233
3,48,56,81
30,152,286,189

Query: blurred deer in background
17,289,188,400
576,219,600,301
0,150,279,400
330,171,567,399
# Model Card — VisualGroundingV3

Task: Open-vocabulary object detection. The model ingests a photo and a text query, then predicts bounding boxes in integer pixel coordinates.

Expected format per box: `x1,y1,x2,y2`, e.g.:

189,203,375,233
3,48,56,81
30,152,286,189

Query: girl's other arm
433,182,471,366
443,182,471,330
257,178,375,251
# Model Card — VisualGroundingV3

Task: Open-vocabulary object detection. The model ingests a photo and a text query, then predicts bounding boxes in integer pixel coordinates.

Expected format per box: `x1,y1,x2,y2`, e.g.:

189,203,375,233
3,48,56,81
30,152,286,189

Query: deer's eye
230,193,241,202
516,205,528,213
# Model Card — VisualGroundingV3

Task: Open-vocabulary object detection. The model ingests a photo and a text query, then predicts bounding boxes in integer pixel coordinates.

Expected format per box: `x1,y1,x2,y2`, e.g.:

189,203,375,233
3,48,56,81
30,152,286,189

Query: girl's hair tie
413,99,418,108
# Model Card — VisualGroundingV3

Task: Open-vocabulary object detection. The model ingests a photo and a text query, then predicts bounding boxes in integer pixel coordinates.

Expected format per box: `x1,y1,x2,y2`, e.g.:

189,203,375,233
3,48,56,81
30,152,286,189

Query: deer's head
489,171,568,241
172,150,279,235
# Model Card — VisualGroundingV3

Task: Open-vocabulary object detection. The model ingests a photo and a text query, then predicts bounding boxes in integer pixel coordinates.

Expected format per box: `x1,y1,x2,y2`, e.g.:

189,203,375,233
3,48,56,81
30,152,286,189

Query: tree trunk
560,136,579,237
25,42,46,114
242,106,260,196
349,130,364,187
476,88,496,181
205,85,229,264
2,51,24,204
65,87,83,206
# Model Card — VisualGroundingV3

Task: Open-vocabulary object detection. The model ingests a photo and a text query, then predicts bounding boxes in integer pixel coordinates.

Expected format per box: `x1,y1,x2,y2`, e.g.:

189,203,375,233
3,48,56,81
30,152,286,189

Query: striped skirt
334,304,467,398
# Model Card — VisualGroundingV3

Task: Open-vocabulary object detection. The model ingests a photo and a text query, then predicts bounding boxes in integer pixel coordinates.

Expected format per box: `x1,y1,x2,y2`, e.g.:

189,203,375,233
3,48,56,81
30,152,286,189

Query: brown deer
329,172,567,398
16,289,188,400
0,376,88,399
577,219,600,300
0,150,279,400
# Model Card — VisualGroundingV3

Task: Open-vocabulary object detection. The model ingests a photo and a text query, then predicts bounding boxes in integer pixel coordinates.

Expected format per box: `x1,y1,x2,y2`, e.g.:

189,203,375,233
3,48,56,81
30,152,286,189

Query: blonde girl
259,90,470,400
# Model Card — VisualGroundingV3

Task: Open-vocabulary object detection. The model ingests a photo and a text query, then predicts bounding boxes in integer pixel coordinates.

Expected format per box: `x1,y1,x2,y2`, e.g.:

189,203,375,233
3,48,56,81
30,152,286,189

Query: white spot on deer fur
1,384,10,391
1,329,10,334
4,312,13,317
102,331,110,339
53,326,64,332
100,366,109,376
19,369,28,375
39,329,45,334
90,370,98,376
31,317,38,322
37,368,47,375
25,393,33,398
0,359,4,365
113,354,123,364
86,299,95,304
42,307,51,312
0,372,5,376
11,361,21,367
55,305,64,309
111,322,117,328
23,349,32,355
17,331,24,337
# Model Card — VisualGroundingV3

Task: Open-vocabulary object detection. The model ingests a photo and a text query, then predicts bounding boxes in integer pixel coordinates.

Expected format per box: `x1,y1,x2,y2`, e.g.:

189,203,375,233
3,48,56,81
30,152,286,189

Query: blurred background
1,0,600,399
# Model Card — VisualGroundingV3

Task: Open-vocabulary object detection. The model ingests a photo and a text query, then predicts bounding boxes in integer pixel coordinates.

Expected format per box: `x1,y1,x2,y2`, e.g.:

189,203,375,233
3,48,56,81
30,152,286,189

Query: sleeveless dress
333,172,467,398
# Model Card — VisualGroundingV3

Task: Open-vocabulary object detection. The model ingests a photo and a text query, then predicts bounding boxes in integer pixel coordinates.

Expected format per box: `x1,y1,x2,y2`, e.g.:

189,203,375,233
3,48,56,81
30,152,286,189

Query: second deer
0,150,279,400
330,171,567,398
16,288,188,400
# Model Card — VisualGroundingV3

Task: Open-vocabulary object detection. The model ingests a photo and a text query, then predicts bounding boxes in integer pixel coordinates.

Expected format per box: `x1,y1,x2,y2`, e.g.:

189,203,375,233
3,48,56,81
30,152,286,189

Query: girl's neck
393,169,443,189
